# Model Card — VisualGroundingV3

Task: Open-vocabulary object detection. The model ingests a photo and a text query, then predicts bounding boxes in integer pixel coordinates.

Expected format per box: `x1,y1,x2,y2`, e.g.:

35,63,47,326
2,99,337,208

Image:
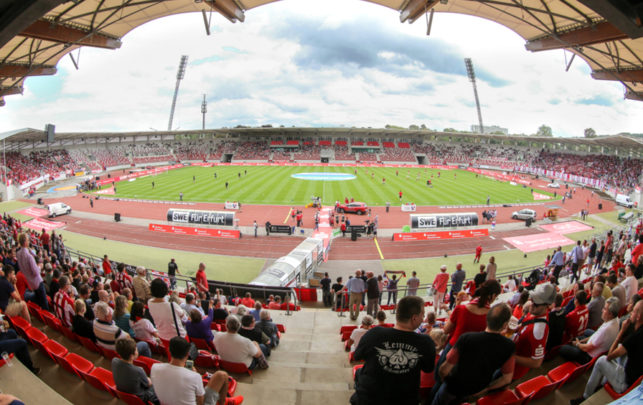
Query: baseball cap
530,283,556,305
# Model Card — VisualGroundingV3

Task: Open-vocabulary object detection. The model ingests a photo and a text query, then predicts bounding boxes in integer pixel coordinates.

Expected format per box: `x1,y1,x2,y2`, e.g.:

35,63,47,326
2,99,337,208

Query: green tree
584,128,596,138
536,125,553,137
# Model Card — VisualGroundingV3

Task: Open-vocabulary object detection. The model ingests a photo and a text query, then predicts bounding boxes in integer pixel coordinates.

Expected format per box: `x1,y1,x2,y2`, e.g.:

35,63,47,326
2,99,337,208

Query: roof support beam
591,68,643,82
0,86,23,97
625,89,643,101
0,0,67,49
400,0,439,24
208,0,245,23
20,19,122,49
526,21,627,52
0,64,57,77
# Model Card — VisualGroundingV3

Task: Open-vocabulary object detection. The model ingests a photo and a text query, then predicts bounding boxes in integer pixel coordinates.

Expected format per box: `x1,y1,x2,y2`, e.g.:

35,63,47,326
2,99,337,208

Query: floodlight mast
168,55,188,131
464,58,484,133
201,94,207,130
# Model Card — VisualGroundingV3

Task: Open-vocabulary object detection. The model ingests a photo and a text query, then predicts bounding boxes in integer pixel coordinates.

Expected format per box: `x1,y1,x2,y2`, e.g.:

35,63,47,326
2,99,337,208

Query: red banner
17,207,49,218
23,218,65,231
393,228,489,241
148,223,240,239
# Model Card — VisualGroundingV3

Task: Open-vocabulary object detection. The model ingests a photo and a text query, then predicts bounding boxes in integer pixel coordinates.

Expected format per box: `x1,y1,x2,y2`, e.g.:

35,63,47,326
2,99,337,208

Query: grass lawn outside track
101,166,554,207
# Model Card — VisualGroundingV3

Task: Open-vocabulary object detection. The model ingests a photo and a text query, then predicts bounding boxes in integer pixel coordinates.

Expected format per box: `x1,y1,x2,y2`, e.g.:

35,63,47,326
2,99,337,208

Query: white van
47,202,72,218
615,194,634,208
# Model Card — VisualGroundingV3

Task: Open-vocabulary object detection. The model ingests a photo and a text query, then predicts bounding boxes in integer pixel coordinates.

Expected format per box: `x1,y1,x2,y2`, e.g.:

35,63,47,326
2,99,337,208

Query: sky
1,0,642,138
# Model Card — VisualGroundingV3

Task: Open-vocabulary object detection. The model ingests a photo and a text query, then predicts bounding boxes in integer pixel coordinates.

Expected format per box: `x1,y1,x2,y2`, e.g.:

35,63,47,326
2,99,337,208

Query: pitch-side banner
394,229,488,241
149,223,240,239
410,212,478,229
166,209,235,226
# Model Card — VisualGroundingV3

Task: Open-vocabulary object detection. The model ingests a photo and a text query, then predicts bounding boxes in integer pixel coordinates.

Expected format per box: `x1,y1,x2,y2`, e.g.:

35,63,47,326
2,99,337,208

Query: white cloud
0,0,641,137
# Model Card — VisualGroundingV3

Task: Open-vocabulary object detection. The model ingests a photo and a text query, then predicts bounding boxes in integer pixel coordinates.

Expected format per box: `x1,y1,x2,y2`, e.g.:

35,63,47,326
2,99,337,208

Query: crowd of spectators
3,150,80,186
234,142,270,160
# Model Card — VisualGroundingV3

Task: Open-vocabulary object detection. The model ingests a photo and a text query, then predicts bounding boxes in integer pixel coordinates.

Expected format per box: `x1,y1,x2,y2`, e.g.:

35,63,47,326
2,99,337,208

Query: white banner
401,203,417,212
224,201,239,210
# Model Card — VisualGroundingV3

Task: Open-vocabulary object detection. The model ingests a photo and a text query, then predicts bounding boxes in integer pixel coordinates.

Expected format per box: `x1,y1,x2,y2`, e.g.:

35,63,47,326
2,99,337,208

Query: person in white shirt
151,336,240,405
621,264,639,304
559,297,621,364
504,275,517,293
347,315,373,352
213,315,268,370
147,278,187,340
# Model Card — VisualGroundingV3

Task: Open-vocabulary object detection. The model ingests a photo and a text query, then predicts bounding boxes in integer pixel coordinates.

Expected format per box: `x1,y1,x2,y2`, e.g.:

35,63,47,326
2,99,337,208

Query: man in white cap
511,283,556,381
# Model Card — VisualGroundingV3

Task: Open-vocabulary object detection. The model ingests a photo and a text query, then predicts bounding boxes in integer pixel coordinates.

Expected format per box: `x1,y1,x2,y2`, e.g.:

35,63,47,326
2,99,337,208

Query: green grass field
101,166,554,206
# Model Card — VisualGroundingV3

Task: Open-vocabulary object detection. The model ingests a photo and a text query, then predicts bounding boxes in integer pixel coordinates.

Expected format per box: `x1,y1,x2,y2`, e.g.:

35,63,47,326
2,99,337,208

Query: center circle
291,172,356,181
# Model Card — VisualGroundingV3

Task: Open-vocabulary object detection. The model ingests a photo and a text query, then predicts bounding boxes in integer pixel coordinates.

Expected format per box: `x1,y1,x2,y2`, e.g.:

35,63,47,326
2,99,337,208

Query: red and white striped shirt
54,289,75,328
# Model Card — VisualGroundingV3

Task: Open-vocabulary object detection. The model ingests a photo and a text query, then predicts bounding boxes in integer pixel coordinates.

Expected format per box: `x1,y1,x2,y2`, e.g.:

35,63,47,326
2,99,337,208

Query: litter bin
598,203,603,210
386,202,390,213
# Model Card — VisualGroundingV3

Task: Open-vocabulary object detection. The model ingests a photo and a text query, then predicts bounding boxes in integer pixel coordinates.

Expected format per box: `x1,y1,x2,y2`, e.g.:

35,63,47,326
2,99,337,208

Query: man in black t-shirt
571,300,643,405
331,277,344,311
238,315,271,358
365,272,379,316
432,303,515,405
351,296,436,405
320,272,332,307
167,258,179,290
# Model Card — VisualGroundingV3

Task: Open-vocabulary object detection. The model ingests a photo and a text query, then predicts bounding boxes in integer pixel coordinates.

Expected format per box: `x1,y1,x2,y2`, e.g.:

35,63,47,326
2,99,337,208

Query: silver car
512,209,537,221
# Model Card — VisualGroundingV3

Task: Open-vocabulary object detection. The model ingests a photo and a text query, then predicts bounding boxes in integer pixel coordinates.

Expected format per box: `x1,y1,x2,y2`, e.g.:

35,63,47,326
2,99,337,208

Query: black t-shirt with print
353,327,436,404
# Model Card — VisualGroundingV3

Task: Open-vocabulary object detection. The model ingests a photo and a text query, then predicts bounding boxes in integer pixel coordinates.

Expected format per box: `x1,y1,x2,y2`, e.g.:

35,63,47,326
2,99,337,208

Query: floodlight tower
464,58,484,134
168,55,188,131
201,94,207,130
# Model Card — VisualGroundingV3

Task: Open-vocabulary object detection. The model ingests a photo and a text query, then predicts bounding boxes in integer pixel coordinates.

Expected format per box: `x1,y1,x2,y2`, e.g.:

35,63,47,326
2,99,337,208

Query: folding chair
116,390,148,405
42,339,68,362
133,356,161,376
79,366,117,396
477,390,531,405
77,335,101,353
604,375,643,400
515,375,560,400
219,359,252,376
54,352,94,379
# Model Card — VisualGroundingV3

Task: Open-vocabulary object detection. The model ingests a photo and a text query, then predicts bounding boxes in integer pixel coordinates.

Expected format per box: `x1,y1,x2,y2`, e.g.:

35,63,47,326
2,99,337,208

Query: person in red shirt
564,290,590,344
102,255,112,275
630,234,643,266
512,283,555,380
196,262,209,297
398,190,403,201
39,229,50,253
15,270,29,300
474,245,482,263
432,265,449,314
240,292,255,308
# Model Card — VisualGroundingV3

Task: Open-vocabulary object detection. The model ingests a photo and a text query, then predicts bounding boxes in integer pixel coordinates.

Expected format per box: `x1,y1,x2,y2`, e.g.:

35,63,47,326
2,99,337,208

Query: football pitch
103,165,553,206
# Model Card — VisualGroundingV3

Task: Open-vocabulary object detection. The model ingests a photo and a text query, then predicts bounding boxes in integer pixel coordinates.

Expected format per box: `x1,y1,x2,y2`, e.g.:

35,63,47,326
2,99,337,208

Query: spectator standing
346,271,366,321
151,336,238,405
621,264,638,303
195,263,209,297
102,255,112,275
351,296,435,405
331,277,344,311
132,266,152,303
473,265,487,289
112,338,159,405
449,263,466,309
365,272,379,316
406,271,420,296
432,266,449,315
607,274,626,312
385,274,400,306
486,256,497,280
474,245,482,263
570,301,643,405
116,263,133,291
167,258,180,290
16,233,48,310
570,241,585,282
432,303,515,405
550,246,565,281
320,272,332,307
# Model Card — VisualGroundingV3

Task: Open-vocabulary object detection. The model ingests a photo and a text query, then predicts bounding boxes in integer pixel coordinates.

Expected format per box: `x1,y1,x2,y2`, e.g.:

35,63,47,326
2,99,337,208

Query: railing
64,246,298,313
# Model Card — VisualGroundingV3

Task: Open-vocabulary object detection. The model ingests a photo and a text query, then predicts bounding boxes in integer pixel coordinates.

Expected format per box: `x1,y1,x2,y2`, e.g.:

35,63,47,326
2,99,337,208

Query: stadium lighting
168,55,188,131
465,58,484,134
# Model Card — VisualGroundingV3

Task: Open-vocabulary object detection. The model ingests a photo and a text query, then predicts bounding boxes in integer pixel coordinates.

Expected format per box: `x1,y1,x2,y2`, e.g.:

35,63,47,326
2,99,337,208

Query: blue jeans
386,291,397,306
259,343,271,357
33,282,49,311
431,381,459,405
0,329,34,371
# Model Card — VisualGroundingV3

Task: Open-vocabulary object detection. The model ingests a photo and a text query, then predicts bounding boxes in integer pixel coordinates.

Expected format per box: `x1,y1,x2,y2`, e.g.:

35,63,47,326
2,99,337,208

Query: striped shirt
54,289,75,328
93,319,123,350
116,271,133,290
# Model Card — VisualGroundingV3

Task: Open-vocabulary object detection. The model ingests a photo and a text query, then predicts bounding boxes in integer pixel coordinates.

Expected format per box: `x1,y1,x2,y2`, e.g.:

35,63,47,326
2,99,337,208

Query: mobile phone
185,359,194,369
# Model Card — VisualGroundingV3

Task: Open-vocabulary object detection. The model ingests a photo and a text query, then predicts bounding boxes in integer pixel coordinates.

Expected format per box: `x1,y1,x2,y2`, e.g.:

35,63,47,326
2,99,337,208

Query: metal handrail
64,246,299,310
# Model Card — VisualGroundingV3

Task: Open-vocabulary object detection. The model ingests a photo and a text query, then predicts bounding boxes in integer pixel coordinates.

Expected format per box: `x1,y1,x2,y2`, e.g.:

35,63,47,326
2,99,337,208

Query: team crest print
375,342,422,374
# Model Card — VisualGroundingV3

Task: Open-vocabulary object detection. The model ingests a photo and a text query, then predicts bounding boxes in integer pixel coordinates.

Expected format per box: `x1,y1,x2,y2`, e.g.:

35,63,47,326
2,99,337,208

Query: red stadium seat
547,361,577,387
27,302,44,323
80,366,117,396
159,338,172,360
276,324,285,333
77,335,101,353
99,345,120,360
40,311,63,333
24,326,48,347
195,351,220,368
515,375,559,400
191,337,215,352
477,389,530,405
219,359,252,376
55,352,94,378
352,364,363,380
7,316,30,339
42,339,68,362
60,325,78,342
134,356,160,376
604,374,643,400
116,390,149,405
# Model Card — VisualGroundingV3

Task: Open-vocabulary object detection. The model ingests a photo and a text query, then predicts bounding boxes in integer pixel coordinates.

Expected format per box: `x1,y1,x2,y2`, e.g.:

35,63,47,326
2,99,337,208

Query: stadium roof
0,0,642,107
2,126,642,151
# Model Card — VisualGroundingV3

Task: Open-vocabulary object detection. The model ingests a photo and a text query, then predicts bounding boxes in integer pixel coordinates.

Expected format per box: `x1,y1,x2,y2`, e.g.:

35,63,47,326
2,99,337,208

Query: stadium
0,1,643,405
